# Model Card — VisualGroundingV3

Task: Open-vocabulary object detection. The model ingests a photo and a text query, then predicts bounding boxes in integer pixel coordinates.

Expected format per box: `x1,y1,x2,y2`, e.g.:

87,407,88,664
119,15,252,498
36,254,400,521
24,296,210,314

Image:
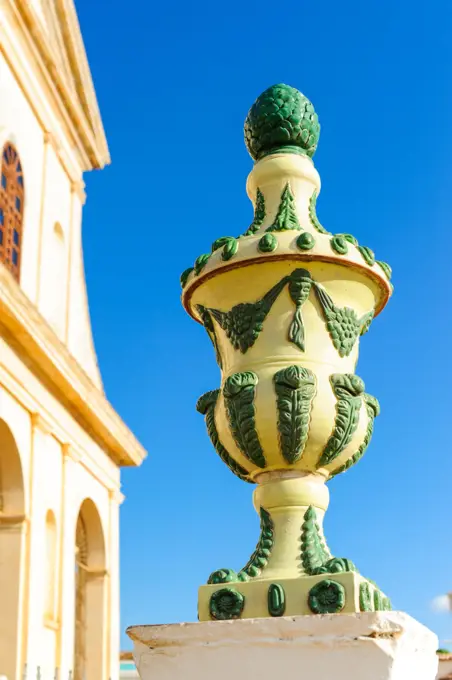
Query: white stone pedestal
127,612,438,680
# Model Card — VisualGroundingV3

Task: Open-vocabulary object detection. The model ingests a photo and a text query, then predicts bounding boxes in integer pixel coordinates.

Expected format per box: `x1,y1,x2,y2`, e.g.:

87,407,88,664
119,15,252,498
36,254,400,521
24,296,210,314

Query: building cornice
0,266,147,467
2,0,110,170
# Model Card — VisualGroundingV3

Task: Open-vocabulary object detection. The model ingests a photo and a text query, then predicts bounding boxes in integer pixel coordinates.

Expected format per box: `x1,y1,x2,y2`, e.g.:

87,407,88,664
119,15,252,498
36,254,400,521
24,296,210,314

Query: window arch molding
0,137,25,281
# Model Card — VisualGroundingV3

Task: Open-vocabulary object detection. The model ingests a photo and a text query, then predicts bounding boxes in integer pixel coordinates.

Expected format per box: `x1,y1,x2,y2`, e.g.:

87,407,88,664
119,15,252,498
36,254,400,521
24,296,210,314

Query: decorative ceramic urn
181,84,393,622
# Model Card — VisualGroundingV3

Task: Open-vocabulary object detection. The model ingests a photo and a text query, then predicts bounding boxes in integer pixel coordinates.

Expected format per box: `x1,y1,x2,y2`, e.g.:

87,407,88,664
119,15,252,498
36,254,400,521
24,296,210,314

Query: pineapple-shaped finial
244,84,320,162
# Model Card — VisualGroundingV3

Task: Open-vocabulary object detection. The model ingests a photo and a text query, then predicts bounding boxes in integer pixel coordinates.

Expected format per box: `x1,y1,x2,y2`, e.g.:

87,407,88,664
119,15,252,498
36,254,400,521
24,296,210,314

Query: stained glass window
0,143,24,281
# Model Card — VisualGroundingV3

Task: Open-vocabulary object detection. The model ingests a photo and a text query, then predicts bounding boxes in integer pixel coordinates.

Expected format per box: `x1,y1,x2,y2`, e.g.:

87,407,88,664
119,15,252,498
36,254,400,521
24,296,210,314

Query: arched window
0,143,24,281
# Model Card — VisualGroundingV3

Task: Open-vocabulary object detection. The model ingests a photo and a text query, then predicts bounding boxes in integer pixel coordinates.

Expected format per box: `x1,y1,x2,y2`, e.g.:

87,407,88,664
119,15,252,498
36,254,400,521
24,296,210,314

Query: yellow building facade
0,1,146,679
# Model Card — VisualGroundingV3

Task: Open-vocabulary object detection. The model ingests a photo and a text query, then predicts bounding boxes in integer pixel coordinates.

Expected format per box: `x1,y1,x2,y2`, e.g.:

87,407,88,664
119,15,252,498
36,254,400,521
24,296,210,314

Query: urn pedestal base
128,612,438,680
198,571,390,621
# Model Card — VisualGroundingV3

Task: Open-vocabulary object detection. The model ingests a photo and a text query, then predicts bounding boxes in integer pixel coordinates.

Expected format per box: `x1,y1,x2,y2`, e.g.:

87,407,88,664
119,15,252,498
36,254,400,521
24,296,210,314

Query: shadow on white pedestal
128,612,438,680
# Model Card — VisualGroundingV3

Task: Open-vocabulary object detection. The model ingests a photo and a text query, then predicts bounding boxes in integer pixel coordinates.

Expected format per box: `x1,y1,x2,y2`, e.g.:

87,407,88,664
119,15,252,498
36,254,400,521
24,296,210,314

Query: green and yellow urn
181,84,393,622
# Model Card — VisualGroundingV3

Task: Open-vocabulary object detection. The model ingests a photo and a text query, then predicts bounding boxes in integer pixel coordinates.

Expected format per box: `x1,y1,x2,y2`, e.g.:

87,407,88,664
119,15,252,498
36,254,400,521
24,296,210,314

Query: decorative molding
274,366,316,464
209,588,244,620
238,507,274,580
31,412,52,435
108,488,125,505
268,583,286,617
301,506,330,575
266,183,300,232
71,180,86,204
317,374,364,468
62,442,81,463
242,188,265,236
3,0,110,169
223,372,266,468
196,390,252,483
0,265,146,467
308,579,346,614
331,393,380,477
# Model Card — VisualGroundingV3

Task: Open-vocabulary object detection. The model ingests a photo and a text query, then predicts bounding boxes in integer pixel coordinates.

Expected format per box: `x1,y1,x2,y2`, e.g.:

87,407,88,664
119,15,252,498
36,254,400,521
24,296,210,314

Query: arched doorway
0,419,25,680
74,499,106,680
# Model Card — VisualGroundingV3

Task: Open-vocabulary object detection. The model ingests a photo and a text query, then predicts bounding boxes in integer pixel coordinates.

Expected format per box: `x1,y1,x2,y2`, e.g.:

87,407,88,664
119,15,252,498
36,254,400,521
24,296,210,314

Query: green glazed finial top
244,84,320,162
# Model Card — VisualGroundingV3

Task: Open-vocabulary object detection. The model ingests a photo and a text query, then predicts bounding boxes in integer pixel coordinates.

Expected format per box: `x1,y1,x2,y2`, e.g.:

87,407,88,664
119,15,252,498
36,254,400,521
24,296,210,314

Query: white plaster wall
38,145,71,338
66,194,103,389
0,54,103,388
0,339,121,679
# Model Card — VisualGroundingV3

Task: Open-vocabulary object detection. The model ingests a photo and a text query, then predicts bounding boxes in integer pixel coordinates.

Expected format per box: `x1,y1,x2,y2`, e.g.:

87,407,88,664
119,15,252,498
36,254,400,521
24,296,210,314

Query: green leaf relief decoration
274,366,316,464
359,582,373,612
288,268,312,351
309,191,330,235
243,188,266,236
196,389,252,483
301,506,330,575
308,579,345,614
194,253,210,275
212,236,235,252
357,245,376,266
330,235,349,255
360,310,374,336
208,276,289,353
317,374,365,468
209,588,244,620
313,282,368,357
337,233,359,246
222,238,239,261
258,232,278,252
313,557,357,575
266,183,300,232
296,232,315,250
377,260,392,280
223,372,266,468
207,568,239,585
196,305,222,368
268,583,286,617
180,267,194,288
238,507,274,580
330,393,380,478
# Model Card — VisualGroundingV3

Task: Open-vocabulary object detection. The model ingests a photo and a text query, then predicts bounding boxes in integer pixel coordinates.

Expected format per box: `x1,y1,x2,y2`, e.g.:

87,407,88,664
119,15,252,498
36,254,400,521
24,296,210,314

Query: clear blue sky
76,0,452,649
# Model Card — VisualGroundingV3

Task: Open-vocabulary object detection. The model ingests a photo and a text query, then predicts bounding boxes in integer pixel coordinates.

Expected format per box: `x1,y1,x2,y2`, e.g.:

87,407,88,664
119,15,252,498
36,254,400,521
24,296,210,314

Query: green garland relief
194,253,210,275
358,245,376,266
209,277,288,354
196,390,252,483
330,235,349,255
330,393,380,477
209,588,244,620
266,183,300,232
196,305,222,368
223,372,266,468
377,260,392,280
317,374,365,468
308,579,345,614
297,232,315,250
268,583,286,617
180,267,194,288
309,191,330,235
301,506,330,575
238,507,274,580
258,233,278,252
313,282,370,357
243,188,266,236
274,366,316,464
359,582,374,612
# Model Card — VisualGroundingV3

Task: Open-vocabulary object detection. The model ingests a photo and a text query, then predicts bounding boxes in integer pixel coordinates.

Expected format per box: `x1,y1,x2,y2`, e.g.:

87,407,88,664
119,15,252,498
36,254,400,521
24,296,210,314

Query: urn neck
245,153,321,237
